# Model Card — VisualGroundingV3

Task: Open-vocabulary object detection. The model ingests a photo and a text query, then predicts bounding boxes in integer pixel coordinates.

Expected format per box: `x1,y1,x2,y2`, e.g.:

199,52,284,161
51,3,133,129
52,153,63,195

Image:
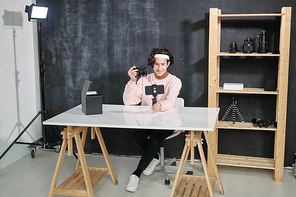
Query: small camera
252,118,263,127
252,118,277,128
243,37,253,53
133,66,148,77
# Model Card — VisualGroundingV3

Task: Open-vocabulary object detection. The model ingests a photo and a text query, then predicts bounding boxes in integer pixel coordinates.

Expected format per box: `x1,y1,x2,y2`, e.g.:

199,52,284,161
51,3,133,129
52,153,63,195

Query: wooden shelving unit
208,7,291,182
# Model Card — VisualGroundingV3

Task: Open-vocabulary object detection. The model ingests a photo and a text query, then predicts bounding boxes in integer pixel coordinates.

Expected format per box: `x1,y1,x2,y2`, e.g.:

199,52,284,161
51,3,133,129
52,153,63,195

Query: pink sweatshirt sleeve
123,79,143,105
159,77,182,111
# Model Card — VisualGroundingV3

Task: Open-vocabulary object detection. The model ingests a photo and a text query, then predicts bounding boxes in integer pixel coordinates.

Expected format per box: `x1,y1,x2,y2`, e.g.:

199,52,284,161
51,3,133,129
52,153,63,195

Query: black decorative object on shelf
229,41,237,53
253,35,260,53
243,37,253,53
264,77,277,91
258,30,268,53
252,118,277,128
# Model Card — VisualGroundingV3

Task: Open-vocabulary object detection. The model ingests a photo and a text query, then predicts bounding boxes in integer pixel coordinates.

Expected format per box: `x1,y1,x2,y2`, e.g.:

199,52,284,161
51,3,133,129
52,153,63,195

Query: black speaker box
264,77,277,91
81,80,102,115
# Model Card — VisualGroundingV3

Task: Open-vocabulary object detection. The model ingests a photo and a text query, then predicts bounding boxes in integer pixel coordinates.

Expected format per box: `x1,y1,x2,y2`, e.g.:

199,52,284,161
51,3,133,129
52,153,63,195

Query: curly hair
147,47,174,68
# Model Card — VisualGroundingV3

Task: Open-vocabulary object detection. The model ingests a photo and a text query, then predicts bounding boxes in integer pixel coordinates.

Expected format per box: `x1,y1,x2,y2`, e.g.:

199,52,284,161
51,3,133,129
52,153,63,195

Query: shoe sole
126,188,137,192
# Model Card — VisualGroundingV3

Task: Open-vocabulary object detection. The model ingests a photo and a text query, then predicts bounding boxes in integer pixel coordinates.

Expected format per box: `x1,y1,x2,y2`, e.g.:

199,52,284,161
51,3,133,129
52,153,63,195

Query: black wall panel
38,0,296,166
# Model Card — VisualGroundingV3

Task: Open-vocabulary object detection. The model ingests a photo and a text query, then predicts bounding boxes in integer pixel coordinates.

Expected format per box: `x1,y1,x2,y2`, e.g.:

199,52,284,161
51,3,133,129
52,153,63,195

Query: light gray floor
0,149,295,197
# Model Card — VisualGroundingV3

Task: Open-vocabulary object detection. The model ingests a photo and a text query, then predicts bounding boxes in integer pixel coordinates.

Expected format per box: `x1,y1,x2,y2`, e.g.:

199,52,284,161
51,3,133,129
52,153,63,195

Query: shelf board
216,87,278,95
216,121,277,131
216,154,275,169
219,13,282,18
218,52,280,57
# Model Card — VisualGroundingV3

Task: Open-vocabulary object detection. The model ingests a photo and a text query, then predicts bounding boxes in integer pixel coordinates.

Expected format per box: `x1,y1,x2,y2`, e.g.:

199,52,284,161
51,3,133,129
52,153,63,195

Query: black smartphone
145,84,164,95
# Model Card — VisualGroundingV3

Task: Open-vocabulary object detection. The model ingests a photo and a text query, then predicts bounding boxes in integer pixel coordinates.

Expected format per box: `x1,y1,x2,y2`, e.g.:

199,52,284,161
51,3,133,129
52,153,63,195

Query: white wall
0,0,41,169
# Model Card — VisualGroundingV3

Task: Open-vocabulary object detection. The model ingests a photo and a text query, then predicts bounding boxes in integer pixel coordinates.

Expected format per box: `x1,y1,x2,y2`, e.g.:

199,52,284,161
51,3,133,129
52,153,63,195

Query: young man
123,47,182,192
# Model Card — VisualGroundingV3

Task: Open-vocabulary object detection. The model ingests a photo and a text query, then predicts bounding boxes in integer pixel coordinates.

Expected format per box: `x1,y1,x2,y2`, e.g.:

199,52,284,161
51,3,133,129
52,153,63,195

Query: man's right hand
128,66,138,82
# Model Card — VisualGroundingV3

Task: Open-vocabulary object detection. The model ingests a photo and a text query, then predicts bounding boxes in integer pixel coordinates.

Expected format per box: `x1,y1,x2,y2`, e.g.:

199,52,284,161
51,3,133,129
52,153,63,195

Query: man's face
153,58,170,77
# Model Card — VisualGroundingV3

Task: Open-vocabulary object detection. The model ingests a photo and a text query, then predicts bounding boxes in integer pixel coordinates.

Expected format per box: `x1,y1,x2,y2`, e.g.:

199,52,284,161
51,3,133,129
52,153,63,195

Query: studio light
0,3,62,160
25,4,48,21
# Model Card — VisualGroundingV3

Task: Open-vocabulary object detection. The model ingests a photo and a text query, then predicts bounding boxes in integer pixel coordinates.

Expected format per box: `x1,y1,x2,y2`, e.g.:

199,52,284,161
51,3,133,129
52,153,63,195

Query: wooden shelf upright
208,7,291,182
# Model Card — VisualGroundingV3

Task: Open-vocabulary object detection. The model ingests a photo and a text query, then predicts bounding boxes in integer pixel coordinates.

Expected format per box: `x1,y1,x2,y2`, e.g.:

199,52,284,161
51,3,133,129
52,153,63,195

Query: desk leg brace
93,127,118,185
48,137,67,197
74,132,95,197
75,129,88,171
170,131,224,197
204,131,224,195
170,139,191,197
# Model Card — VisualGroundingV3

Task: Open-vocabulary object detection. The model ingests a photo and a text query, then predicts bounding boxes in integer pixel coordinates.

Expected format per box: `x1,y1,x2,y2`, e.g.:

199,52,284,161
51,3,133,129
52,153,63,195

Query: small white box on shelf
223,83,244,90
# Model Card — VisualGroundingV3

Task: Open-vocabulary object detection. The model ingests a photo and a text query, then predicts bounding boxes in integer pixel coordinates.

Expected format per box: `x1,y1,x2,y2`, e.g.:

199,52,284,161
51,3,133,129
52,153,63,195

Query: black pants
133,129,174,170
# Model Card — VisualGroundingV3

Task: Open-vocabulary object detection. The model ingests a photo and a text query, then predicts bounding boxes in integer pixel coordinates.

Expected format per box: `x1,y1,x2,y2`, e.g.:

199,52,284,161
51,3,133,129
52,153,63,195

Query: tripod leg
234,105,244,122
232,104,236,125
221,104,233,122
0,111,42,160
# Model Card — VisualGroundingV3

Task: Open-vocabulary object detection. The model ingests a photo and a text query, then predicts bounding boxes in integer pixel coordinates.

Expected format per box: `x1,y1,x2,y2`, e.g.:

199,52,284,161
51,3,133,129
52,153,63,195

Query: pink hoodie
123,73,182,111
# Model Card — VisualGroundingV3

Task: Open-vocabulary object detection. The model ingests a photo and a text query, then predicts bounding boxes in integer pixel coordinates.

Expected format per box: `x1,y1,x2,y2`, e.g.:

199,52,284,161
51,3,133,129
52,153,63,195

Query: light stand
33,20,62,150
0,4,63,160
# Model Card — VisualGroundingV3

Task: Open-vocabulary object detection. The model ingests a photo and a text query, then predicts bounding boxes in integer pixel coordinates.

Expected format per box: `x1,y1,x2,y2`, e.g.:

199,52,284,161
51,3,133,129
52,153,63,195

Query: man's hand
152,102,162,111
127,66,138,82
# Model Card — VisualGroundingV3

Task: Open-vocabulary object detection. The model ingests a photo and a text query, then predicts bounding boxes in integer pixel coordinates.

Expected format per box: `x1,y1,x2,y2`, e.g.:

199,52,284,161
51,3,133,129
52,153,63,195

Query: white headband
154,54,170,60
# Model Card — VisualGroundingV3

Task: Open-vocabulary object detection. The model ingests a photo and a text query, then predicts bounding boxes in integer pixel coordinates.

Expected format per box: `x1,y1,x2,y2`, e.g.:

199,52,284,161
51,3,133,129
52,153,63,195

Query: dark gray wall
38,0,296,166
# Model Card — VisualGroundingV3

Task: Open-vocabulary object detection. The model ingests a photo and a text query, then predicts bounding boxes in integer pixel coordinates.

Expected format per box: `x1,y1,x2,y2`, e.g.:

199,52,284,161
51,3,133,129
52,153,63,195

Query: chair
154,98,193,185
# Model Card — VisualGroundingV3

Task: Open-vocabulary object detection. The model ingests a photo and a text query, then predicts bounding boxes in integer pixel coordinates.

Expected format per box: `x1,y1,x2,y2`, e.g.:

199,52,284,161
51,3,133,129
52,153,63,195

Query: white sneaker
143,158,160,176
126,175,140,192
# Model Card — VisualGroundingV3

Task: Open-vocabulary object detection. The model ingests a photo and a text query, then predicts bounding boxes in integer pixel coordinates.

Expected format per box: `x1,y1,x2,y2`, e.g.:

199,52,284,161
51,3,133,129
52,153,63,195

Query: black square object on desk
81,80,102,115
264,77,277,91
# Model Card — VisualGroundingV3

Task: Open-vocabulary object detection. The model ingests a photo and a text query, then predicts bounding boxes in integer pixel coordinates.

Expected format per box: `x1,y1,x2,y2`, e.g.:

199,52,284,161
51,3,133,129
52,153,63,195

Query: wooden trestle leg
94,127,118,185
48,131,68,197
74,131,95,197
170,131,224,197
48,126,117,197
204,131,224,195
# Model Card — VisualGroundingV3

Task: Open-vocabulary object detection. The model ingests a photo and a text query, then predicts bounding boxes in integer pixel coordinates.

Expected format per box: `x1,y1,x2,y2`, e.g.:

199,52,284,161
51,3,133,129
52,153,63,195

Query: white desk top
43,104,219,131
